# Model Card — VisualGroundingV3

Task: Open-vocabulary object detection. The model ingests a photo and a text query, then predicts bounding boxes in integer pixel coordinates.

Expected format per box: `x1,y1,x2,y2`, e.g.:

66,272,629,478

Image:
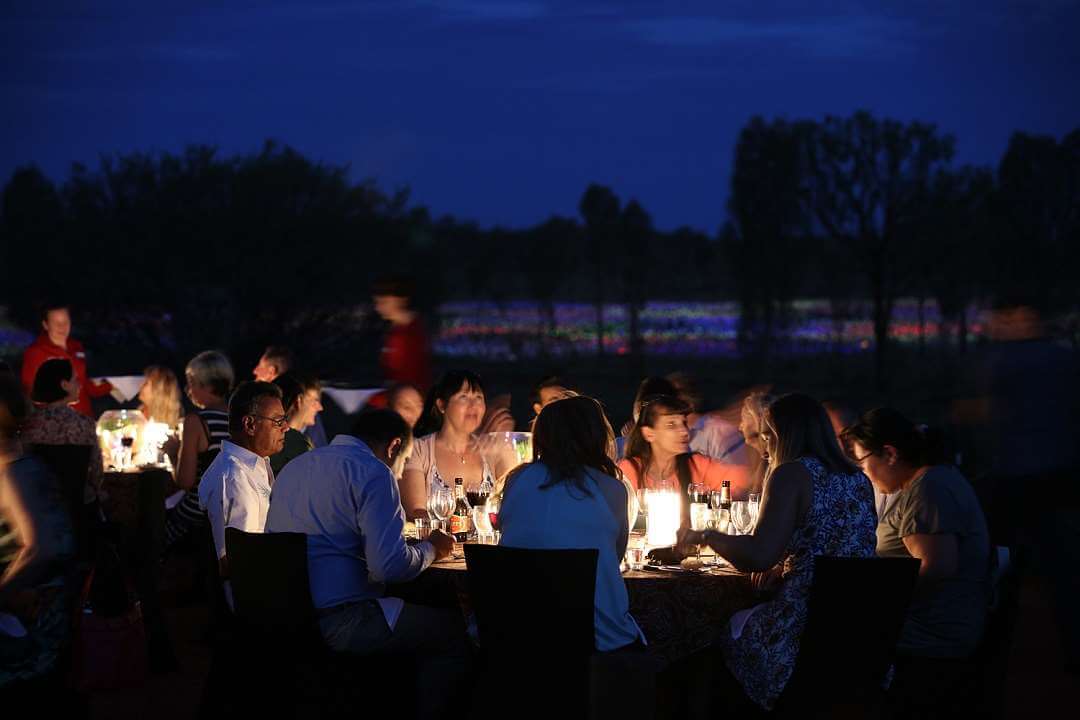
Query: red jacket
380,317,432,392
21,334,113,418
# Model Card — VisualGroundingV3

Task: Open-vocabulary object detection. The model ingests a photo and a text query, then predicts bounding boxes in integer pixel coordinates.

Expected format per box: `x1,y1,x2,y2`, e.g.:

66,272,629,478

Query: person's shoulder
67,338,86,353
773,459,813,485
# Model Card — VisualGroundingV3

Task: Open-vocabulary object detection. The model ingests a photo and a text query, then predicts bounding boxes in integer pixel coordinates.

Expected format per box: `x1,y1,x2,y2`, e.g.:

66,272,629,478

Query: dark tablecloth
389,558,758,665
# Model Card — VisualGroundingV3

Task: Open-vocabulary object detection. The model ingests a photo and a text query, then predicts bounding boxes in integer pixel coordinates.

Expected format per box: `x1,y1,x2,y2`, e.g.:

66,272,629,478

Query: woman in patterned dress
679,393,877,710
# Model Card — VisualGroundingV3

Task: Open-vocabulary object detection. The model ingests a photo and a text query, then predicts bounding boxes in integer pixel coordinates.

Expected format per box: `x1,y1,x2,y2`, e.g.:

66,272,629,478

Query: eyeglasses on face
250,413,288,429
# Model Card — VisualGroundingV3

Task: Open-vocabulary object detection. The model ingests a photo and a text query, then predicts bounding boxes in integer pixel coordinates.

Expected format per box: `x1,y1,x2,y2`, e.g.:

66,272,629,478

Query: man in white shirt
266,409,465,718
199,381,287,601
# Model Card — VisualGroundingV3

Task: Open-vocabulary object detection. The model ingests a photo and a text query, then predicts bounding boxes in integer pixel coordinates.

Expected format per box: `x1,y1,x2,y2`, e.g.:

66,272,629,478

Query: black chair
967,545,1024,719
774,555,921,717
26,443,92,556
218,528,407,719
466,544,651,719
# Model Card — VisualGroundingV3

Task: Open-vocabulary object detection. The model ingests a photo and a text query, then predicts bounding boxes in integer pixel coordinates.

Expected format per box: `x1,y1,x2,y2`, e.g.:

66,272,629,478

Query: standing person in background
373,275,432,393
20,304,112,418
21,358,105,525
251,346,293,383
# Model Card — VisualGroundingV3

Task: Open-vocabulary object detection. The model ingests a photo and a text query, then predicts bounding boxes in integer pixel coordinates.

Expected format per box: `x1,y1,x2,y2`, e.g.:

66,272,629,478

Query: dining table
99,466,176,670
388,555,759,666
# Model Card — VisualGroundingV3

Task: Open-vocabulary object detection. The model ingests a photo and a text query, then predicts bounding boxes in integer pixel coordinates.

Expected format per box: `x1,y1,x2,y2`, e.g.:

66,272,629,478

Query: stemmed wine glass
428,481,454,533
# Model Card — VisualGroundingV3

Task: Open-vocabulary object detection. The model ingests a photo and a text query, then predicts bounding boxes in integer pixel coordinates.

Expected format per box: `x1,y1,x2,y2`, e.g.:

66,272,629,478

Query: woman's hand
675,527,705,556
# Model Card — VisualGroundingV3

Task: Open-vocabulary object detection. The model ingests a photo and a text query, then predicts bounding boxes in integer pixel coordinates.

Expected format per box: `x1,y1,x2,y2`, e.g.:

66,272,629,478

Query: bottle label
450,513,469,536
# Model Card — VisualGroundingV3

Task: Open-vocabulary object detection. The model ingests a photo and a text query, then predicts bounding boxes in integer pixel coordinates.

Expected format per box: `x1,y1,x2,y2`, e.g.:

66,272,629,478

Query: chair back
225,528,316,641
972,545,1023,718
779,555,920,709
26,443,92,550
465,544,597,659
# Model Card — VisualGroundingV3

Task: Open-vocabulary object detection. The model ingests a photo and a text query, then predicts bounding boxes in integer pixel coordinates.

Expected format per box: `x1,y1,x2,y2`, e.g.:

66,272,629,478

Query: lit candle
645,489,681,548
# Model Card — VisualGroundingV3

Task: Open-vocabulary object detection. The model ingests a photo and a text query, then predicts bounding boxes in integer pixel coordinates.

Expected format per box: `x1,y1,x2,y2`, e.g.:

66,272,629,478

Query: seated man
199,381,287,607
265,409,466,717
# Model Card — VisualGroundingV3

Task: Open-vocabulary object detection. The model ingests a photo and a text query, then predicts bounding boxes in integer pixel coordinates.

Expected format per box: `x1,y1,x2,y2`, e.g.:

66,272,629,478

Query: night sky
4,1,1079,232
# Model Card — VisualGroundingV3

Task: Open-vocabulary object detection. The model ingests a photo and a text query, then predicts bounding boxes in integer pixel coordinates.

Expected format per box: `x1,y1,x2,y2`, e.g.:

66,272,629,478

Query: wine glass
709,489,724,511
484,493,501,544
730,501,752,536
429,482,454,533
748,492,761,530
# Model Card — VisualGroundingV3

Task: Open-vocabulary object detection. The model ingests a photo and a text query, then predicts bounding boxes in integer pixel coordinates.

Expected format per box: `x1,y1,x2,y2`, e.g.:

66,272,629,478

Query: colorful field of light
435,300,987,360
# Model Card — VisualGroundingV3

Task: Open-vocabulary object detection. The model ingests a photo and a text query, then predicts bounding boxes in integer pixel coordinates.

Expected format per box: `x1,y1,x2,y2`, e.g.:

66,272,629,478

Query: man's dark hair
530,374,573,406
32,358,74,404
273,374,304,417
350,408,410,450
262,345,294,375
228,381,284,435
372,274,415,300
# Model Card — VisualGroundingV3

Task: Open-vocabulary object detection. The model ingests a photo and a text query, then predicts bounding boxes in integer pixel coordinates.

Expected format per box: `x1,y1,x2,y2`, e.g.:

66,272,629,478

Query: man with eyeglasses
199,381,288,608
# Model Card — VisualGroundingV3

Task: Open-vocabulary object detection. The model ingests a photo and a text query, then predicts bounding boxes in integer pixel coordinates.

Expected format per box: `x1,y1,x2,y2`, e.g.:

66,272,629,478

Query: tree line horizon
1,110,1077,388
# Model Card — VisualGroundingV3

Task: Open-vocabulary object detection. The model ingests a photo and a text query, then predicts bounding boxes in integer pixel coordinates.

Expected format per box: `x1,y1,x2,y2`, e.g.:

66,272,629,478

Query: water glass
748,492,761,529
414,517,431,540
626,533,646,570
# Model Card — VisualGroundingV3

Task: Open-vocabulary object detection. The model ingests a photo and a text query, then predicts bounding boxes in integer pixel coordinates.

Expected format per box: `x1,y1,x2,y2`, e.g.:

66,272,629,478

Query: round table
389,557,758,666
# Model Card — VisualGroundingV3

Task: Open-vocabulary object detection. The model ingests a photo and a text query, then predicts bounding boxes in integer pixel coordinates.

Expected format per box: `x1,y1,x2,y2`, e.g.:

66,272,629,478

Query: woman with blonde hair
138,365,182,428
164,350,233,548
679,393,876,711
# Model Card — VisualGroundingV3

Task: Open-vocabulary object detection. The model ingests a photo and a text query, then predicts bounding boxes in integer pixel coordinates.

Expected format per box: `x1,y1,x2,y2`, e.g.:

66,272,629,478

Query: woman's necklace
439,437,470,465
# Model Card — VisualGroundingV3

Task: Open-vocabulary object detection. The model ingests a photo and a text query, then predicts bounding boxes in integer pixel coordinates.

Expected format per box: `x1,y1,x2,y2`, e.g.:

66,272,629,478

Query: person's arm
0,472,64,599
198,470,226,563
20,347,43,394
399,468,429,521
902,533,959,581
175,412,207,491
679,461,809,572
358,464,440,584
86,377,113,398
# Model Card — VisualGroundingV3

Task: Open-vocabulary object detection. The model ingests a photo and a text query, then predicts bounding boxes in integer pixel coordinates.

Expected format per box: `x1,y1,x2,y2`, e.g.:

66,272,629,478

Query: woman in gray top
843,408,991,659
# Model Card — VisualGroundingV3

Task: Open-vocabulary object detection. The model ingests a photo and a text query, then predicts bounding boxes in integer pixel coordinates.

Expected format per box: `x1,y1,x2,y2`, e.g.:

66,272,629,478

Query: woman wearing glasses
841,408,990,706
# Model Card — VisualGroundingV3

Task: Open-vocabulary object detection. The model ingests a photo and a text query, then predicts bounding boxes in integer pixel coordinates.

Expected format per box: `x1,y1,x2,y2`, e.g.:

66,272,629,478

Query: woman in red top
373,276,432,392
20,306,111,418
618,394,750,498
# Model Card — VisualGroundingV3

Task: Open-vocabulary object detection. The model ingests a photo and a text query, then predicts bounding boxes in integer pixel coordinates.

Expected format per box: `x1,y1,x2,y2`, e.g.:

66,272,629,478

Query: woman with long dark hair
618,394,751,499
679,393,877,711
499,395,644,651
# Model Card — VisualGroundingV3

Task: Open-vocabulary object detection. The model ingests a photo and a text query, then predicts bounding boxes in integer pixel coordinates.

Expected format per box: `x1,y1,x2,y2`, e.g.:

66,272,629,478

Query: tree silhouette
578,184,621,357
797,111,955,388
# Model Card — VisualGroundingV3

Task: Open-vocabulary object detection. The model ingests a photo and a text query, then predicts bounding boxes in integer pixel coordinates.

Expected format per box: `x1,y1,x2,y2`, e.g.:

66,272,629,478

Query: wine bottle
450,477,472,542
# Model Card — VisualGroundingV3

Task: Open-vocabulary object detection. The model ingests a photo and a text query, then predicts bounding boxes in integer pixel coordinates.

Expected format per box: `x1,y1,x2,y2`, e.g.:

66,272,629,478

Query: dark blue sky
3,1,1079,231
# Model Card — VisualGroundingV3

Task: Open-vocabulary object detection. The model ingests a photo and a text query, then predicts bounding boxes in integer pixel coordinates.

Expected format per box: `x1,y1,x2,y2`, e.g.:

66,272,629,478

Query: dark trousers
318,599,471,719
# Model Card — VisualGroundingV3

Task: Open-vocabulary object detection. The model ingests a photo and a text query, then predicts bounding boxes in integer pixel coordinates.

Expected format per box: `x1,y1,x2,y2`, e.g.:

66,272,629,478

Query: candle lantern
645,489,681,548
96,409,148,471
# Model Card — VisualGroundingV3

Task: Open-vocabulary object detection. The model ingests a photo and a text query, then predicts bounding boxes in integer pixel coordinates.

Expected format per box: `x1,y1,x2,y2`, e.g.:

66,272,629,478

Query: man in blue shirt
266,409,466,716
